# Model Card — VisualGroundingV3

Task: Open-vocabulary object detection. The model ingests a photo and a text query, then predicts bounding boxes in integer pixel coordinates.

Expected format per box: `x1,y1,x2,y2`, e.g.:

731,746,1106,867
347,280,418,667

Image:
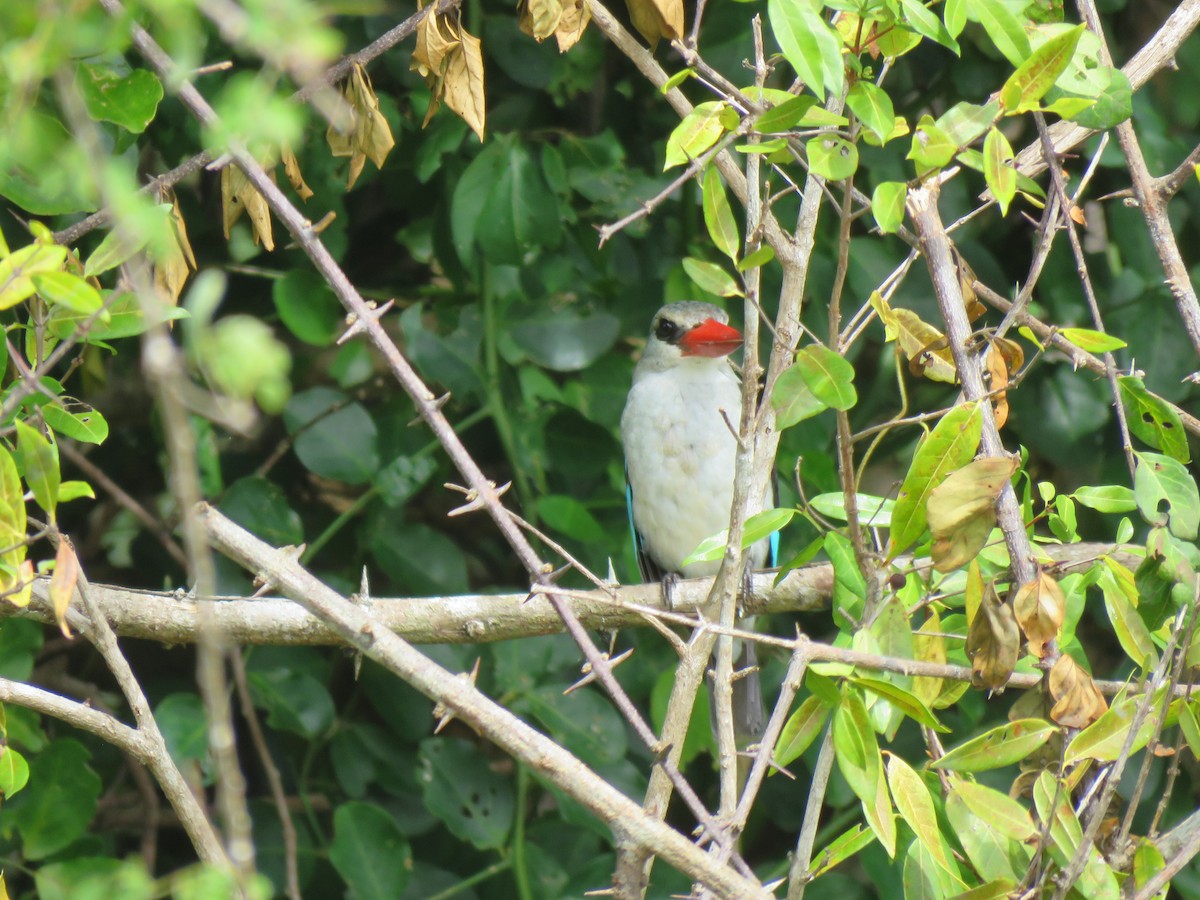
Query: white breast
621,359,769,579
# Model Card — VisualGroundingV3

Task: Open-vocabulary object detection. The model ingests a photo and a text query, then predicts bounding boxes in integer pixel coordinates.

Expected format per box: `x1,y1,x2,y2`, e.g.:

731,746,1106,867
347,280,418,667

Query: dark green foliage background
1,0,1198,896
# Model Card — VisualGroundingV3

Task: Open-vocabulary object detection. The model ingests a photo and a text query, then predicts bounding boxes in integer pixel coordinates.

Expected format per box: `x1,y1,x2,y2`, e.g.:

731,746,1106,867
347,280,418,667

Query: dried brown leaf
554,0,591,51
1013,570,1065,659
1048,653,1106,728
967,581,1019,692
986,342,1010,429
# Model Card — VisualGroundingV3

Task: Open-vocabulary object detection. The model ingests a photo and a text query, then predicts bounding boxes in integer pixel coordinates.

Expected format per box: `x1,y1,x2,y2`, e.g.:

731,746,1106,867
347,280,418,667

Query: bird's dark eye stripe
654,318,680,342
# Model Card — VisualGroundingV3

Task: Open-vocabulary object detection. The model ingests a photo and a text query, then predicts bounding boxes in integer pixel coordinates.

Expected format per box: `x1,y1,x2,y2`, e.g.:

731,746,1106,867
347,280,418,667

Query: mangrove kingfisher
620,301,772,745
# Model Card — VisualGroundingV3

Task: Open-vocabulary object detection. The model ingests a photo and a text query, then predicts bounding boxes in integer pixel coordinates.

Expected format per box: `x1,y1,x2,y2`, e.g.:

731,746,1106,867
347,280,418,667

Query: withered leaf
985,342,1010,429
327,63,397,189
1048,653,1107,729
49,539,79,639
518,0,564,41
951,243,986,322
442,24,485,142
152,191,196,306
280,145,314,201
221,165,275,251
967,581,1019,692
554,0,590,51
927,456,1019,571
625,0,683,46
1012,570,1065,659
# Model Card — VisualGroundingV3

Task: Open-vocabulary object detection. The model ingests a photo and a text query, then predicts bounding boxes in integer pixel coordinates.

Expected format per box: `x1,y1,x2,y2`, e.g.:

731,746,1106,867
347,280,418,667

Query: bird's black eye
654,317,680,343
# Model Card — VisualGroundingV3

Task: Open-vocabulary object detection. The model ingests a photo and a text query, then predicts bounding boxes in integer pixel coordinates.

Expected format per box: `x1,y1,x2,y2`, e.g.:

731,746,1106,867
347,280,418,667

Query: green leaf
1065,66,1132,129
31,271,105,318
969,0,1031,66
42,402,109,445
0,746,30,799
536,494,606,544
1134,452,1199,540
888,402,983,558
420,738,514,849
983,127,1016,216
155,693,209,766
0,243,68,310
872,181,907,234
329,802,412,900
907,118,957,176
809,492,894,528
771,363,828,427
936,101,999,147
1119,376,1189,463
847,82,896,143
1064,694,1160,764
272,269,342,346
248,668,335,739
681,507,796,567
522,687,628,767
13,739,101,859
1060,327,1128,353
952,781,1036,840
755,95,818,133
898,0,959,53
811,825,876,878
664,102,727,169
833,687,880,804
767,0,844,99
827,531,867,626
794,344,857,410
661,67,695,92
945,0,967,37
999,24,1085,111
510,311,621,372
737,245,775,271
702,166,740,262
850,676,947,732
57,481,95,504
806,135,859,180
15,421,59,522
284,388,380,486
1072,485,1136,514
930,719,1055,772
887,755,955,878
76,64,164,134
83,210,164,277
220,476,304,547
681,257,742,298
776,695,830,768
1098,567,1158,669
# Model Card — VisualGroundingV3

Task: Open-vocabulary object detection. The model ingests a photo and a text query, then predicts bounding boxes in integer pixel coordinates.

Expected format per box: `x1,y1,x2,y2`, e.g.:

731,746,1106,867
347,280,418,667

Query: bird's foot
659,572,680,609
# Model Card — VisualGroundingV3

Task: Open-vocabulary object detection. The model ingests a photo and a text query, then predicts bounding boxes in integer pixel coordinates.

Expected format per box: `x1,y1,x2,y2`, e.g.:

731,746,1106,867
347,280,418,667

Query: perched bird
621,301,772,745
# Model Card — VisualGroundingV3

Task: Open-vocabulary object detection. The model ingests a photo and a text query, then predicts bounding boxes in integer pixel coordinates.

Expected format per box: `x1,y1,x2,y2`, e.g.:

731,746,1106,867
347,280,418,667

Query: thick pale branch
16,542,1126,646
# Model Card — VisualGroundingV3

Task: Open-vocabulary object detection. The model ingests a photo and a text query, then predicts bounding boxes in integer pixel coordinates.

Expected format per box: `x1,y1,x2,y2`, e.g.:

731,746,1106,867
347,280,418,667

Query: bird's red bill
679,318,743,357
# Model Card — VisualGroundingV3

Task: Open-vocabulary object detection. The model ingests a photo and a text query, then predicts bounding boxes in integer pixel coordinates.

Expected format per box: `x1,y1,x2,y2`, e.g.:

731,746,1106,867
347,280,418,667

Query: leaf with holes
1134,452,1199,539
1118,376,1189,463
419,737,514,849
807,135,859,180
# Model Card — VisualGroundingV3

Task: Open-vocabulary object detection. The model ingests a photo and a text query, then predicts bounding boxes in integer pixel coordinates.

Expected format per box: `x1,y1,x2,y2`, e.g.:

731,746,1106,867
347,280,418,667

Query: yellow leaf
518,0,565,41
442,24,486,142
893,309,957,383
152,192,196,306
280,145,314,201
625,0,683,46
913,609,946,708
